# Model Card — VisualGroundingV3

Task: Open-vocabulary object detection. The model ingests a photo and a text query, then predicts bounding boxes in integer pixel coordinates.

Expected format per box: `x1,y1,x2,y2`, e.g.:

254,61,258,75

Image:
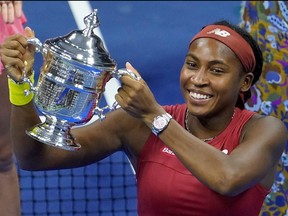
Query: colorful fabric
240,1,288,215
137,104,269,216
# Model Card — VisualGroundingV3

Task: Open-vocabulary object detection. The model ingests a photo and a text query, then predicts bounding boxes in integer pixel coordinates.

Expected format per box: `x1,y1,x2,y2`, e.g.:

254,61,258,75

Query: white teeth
189,92,211,99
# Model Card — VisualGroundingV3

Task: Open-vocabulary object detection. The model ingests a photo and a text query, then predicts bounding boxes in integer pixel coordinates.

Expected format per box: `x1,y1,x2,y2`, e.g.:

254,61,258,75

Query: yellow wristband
8,71,35,106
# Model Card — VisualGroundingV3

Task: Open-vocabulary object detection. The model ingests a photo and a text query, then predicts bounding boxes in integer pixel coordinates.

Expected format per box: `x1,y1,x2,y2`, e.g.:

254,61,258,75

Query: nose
191,68,209,86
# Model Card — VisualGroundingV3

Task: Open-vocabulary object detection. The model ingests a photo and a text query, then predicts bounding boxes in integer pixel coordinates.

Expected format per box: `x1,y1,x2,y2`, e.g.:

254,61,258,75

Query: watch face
154,117,167,129
152,113,172,136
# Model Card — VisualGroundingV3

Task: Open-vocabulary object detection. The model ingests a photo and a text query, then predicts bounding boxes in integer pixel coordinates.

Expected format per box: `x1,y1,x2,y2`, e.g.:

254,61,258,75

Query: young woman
0,20,286,216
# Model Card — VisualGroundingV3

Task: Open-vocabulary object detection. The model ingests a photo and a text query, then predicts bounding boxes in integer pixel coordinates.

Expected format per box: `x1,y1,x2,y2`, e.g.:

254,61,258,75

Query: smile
189,91,212,100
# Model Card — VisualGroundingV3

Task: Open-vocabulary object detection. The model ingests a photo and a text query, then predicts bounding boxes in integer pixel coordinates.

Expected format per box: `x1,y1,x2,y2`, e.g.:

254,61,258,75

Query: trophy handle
20,38,45,96
111,68,141,81
22,75,37,96
94,68,141,121
27,37,45,54
93,101,119,121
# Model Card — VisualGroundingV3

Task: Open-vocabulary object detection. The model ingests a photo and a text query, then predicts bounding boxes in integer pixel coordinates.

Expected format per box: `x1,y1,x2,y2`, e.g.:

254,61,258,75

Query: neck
185,108,236,141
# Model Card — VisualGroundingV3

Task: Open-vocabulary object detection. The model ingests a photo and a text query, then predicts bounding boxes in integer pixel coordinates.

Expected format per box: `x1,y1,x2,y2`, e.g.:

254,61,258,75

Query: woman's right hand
0,26,35,82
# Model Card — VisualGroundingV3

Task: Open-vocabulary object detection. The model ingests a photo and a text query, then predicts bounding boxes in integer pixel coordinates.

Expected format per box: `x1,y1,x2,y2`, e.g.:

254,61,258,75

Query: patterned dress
240,1,288,215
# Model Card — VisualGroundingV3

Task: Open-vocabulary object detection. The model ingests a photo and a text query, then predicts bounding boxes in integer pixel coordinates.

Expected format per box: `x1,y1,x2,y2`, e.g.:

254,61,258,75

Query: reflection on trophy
23,9,139,151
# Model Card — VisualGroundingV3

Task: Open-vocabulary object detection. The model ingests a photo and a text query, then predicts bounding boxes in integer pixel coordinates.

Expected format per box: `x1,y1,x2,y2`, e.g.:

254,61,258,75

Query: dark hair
211,20,263,108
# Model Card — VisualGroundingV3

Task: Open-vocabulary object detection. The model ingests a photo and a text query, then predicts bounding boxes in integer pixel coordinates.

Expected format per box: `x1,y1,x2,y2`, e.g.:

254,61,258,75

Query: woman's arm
156,114,286,196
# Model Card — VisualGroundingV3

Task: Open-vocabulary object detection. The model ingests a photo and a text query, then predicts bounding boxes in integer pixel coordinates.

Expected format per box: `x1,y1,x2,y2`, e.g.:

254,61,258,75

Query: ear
240,72,254,93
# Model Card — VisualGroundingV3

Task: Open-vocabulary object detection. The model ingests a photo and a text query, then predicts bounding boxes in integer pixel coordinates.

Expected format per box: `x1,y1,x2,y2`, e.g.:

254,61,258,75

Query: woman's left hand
115,62,164,122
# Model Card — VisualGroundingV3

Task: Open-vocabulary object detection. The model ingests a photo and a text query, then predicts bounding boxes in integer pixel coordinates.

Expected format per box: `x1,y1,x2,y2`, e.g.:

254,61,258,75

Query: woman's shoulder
238,108,285,129
248,111,286,128
243,111,287,145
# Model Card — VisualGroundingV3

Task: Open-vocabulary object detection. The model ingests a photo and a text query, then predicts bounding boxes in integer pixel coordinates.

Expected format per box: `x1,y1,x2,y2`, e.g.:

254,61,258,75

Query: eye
210,67,224,75
185,60,197,69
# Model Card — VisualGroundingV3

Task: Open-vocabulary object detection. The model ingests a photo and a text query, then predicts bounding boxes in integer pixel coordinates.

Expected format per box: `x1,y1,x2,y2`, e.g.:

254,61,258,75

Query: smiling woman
0,1,287,215
1,14,287,215
192,21,263,106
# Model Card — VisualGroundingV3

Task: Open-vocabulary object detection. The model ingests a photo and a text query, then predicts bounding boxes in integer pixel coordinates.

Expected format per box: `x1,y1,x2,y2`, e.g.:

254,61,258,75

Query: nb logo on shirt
207,28,230,37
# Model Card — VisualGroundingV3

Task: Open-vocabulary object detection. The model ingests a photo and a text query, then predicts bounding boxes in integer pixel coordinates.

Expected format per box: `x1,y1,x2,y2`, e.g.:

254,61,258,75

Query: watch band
151,113,172,136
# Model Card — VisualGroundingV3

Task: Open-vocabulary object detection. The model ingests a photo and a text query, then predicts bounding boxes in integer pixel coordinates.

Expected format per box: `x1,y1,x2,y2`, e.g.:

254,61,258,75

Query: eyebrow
185,53,227,66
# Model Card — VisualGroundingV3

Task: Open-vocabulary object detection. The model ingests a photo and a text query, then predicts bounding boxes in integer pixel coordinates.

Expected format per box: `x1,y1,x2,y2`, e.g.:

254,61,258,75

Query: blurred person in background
0,1,26,215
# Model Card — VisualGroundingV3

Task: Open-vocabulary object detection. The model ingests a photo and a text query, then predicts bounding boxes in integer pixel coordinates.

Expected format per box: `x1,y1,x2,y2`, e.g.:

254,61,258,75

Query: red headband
190,25,256,73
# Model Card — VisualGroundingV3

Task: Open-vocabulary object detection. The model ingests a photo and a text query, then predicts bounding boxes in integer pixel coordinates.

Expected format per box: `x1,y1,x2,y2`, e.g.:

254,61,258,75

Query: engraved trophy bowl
23,9,139,151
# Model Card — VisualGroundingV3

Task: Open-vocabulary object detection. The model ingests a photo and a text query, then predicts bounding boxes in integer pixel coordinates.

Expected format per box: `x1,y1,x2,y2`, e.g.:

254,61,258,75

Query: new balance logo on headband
207,28,231,37
191,24,256,72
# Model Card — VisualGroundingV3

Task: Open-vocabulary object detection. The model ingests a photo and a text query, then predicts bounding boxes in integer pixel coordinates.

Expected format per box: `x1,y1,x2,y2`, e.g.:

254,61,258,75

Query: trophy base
26,117,81,151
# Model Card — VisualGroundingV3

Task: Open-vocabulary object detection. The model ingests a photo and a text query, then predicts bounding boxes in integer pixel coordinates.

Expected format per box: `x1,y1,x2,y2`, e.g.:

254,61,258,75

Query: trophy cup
22,9,139,151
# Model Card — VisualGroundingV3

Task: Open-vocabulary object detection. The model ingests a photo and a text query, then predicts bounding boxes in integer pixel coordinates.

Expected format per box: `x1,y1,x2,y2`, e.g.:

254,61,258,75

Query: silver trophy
22,9,139,151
